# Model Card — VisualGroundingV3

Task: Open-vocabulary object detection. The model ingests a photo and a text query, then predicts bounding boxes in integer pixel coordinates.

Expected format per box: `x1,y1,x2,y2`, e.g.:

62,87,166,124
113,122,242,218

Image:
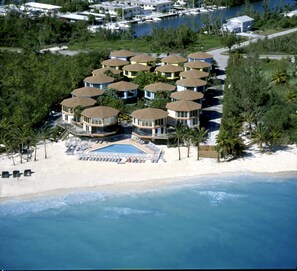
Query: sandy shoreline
0,141,296,202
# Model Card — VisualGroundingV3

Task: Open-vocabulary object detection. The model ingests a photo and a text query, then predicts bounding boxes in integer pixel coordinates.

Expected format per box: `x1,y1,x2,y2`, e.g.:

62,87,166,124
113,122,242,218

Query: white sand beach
0,140,296,201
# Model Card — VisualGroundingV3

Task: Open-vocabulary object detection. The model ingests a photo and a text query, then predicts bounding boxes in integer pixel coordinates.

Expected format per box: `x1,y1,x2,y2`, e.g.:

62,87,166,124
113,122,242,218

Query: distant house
71,87,105,99
60,97,96,123
184,60,211,72
285,9,297,17
131,108,168,140
107,81,139,103
187,52,213,66
161,55,187,67
166,100,201,127
20,2,61,14
176,78,207,92
101,58,129,71
130,54,156,66
155,64,183,80
129,0,173,13
81,106,120,136
170,90,204,104
83,74,115,89
92,67,122,77
122,63,150,79
143,82,176,100
110,50,137,61
180,69,209,80
222,15,254,33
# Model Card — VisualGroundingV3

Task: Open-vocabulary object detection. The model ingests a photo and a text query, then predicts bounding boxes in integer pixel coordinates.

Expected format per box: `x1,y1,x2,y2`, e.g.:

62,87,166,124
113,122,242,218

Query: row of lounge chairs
1,169,32,178
79,155,122,163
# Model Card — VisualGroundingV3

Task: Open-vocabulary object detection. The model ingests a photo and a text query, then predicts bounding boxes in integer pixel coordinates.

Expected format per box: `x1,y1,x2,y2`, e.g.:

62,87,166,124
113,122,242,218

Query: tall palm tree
192,126,208,160
215,129,232,162
184,126,193,158
40,126,52,159
271,69,289,85
13,124,31,164
244,111,256,139
174,123,186,160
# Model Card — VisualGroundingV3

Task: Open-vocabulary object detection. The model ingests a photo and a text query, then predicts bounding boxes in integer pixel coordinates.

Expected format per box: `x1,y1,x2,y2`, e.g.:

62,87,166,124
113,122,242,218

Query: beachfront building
81,106,120,136
83,74,115,89
187,52,213,66
60,97,96,123
122,63,151,79
143,82,176,100
131,108,168,140
166,100,201,127
107,81,139,103
222,15,254,33
170,90,204,104
129,0,173,13
184,60,211,73
176,78,207,92
161,55,187,67
71,87,105,99
130,54,156,66
180,69,209,80
92,67,122,77
110,50,137,61
101,58,129,71
155,64,183,81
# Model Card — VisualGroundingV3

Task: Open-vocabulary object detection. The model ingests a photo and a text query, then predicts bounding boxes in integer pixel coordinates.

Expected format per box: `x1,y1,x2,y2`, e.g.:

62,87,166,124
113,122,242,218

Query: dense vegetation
216,53,297,160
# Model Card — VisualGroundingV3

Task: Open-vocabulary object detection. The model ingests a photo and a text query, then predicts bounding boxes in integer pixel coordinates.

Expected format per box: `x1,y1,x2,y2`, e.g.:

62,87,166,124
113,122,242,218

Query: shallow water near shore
0,174,296,269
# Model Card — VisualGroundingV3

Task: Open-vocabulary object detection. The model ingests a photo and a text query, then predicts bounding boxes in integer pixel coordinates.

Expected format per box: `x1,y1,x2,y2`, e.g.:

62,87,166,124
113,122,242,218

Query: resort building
107,81,139,103
60,97,97,123
184,61,211,72
161,55,187,67
20,2,61,15
81,106,120,136
83,74,115,89
221,15,254,33
92,67,122,77
71,87,105,99
155,64,183,80
166,100,201,127
176,78,207,92
101,58,129,71
122,63,151,79
131,108,168,140
130,54,156,66
187,52,213,66
129,0,173,13
110,50,137,61
143,82,176,100
180,69,209,80
170,90,204,104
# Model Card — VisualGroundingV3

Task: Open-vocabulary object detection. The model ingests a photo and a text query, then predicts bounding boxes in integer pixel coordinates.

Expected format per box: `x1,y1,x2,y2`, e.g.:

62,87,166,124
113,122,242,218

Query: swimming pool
91,144,146,154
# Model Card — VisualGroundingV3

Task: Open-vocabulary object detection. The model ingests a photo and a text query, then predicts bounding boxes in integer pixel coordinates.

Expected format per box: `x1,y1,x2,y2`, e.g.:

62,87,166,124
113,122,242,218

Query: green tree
191,126,208,160
220,31,240,51
251,122,269,151
174,123,186,160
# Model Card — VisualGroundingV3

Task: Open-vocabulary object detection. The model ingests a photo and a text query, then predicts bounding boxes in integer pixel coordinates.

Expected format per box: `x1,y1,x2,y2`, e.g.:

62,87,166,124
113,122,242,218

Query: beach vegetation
191,126,208,160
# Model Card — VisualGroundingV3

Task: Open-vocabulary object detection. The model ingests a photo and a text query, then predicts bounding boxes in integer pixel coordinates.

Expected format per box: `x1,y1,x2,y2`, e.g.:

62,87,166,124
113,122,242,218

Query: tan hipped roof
123,63,150,72
161,55,187,64
107,81,139,92
92,67,122,76
184,61,211,69
60,97,96,108
130,54,156,63
144,82,176,93
170,90,204,101
101,58,129,67
187,52,213,59
155,64,183,73
81,106,120,118
83,74,115,84
176,78,207,87
110,50,136,58
71,87,105,97
131,108,168,120
166,100,201,111
180,70,209,79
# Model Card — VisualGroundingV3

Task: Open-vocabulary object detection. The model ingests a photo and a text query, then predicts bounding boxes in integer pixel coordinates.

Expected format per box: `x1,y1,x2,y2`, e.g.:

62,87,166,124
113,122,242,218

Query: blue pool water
0,174,296,269
91,144,145,154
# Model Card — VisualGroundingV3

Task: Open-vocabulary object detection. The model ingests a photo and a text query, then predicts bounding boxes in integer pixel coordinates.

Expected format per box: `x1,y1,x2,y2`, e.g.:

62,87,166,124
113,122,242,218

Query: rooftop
144,82,176,92
71,87,105,98
170,90,204,101
176,78,207,87
131,108,168,120
84,74,115,84
155,64,183,73
166,100,201,111
60,97,96,108
81,106,120,118
107,81,139,91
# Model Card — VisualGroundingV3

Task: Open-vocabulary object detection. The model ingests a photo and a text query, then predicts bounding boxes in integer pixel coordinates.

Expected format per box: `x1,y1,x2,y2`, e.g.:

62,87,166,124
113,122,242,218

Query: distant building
285,9,297,17
129,0,173,13
222,15,254,33
20,2,62,14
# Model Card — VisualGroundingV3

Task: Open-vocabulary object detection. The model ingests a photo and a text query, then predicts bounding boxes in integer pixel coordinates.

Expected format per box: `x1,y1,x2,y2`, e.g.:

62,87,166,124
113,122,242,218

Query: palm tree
192,126,208,160
271,69,289,85
40,126,52,159
0,134,16,166
244,111,256,139
13,124,31,164
174,123,186,160
184,126,193,158
251,122,268,151
216,129,232,162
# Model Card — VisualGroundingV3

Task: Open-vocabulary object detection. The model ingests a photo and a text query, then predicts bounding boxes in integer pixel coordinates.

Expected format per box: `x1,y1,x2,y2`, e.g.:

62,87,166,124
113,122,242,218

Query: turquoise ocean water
0,174,296,270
